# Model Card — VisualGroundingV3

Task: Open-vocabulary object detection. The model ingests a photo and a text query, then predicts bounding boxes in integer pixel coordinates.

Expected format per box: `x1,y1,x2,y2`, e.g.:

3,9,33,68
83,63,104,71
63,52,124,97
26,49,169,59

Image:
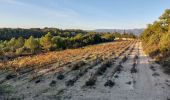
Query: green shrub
159,33,170,53
16,47,24,55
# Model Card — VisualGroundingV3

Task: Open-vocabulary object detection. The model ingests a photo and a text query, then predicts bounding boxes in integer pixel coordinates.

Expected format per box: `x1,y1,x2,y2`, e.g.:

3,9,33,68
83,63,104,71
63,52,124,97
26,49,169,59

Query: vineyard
0,40,169,100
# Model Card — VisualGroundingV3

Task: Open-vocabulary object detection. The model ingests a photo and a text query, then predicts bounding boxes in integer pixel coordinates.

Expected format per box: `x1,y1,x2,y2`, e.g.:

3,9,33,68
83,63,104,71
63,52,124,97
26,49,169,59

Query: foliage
141,9,170,56
0,28,136,59
102,33,115,41
159,33,170,54
140,9,170,73
40,32,53,51
24,36,39,53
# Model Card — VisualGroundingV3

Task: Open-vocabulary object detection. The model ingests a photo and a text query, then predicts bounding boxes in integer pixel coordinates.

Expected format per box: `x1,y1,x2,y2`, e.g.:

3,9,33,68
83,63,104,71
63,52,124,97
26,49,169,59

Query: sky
0,0,170,30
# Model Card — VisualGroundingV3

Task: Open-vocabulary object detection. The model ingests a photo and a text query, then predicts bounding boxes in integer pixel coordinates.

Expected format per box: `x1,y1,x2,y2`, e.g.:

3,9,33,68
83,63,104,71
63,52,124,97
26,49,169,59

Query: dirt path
62,42,170,100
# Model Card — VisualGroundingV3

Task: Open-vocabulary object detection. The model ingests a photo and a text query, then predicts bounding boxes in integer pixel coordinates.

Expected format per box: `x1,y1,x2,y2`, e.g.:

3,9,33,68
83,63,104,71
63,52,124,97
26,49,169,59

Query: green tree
159,9,170,31
16,47,25,55
51,36,65,50
15,37,25,49
7,38,17,52
0,47,4,55
40,32,53,51
102,33,115,41
159,33,170,53
24,36,39,53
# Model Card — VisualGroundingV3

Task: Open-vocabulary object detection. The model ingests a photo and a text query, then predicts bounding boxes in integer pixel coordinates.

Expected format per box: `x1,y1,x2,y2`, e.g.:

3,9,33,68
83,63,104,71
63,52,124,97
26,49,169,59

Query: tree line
140,9,170,73
0,28,86,40
0,28,136,59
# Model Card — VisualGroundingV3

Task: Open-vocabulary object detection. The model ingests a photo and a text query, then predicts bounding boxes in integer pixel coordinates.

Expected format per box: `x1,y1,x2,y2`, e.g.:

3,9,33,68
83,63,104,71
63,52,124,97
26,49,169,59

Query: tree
140,9,170,59
16,47,24,55
7,38,17,52
51,36,65,50
40,32,53,51
24,36,39,53
159,9,170,31
159,33,170,54
15,37,25,49
0,47,4,55
102,33,115,41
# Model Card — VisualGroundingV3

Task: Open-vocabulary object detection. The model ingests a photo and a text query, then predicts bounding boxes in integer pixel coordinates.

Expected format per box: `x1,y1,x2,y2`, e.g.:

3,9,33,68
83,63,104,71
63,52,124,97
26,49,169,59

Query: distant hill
90,29,144,36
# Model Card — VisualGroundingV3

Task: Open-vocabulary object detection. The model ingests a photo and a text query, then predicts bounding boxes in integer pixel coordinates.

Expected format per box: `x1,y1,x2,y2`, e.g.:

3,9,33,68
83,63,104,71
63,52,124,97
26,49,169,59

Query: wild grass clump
57,74,65,80
122,55,128,63
65,76,78,86
95,60,112,75
104,80,115,87
71,61,86,70
162,59,170,74
65,79,75,86
85,76,97,86
49,80,56,87
131,65,137,73
115,64,123,73
150,65,156,71
131,55,138,73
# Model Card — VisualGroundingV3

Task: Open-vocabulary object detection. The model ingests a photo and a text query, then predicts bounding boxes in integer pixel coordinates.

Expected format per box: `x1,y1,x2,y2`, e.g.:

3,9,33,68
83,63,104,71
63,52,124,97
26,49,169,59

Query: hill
91,29,144,36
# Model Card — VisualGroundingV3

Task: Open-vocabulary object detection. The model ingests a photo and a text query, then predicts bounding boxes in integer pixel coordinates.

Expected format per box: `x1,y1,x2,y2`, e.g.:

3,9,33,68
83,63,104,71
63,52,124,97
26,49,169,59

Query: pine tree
15,37,25,49
7,38,17,52
25,36,39,53
40,32,53,51
159,9,170,31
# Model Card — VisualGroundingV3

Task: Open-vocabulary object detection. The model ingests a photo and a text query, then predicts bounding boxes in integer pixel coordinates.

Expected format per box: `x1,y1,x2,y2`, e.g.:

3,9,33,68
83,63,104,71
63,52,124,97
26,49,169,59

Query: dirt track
0,41,170,100
56,42,170,100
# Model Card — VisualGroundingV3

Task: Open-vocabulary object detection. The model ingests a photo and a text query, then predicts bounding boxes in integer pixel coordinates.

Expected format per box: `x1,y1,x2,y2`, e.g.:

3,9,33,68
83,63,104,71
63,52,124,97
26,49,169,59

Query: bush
0,48,4,55
104,80,115,87
159,33,170,54
57,74,65,80
85,77,96,86
16,47,24,55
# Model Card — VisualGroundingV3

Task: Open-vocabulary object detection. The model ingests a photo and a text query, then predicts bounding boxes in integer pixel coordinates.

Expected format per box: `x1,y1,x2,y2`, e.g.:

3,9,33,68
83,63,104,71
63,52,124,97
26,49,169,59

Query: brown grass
0,40,134,72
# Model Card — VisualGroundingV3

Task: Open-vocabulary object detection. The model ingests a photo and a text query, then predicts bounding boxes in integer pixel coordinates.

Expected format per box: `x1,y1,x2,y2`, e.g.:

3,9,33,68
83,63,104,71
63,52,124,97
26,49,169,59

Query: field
0,40,170,100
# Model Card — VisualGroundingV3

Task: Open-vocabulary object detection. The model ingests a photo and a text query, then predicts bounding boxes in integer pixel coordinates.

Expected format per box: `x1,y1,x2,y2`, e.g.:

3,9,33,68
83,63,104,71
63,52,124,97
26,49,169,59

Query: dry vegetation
0,40,134,72
0,40,137,99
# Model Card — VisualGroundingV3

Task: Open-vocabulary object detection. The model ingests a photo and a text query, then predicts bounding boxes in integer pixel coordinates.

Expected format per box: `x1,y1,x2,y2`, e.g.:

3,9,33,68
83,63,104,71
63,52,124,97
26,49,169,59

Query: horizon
0,27,145,31
0,0,170,30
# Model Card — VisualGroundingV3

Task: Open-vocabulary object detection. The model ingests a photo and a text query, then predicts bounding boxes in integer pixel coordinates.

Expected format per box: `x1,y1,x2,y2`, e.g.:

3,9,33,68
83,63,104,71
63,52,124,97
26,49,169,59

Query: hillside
91,29,144,36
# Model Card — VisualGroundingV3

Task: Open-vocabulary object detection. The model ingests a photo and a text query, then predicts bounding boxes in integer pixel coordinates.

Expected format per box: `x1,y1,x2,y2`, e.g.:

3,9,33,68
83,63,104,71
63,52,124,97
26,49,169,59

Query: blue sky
0,0,169,29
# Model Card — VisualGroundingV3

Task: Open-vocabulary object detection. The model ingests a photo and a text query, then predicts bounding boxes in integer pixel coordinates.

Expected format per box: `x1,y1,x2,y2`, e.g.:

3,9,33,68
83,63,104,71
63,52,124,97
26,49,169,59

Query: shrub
0,48,4,55
159,33,170,54
104,80,115,87
65,79,75,86
57,74,65,80
16,47,24,55
49,80,56,87
85,77,96,86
